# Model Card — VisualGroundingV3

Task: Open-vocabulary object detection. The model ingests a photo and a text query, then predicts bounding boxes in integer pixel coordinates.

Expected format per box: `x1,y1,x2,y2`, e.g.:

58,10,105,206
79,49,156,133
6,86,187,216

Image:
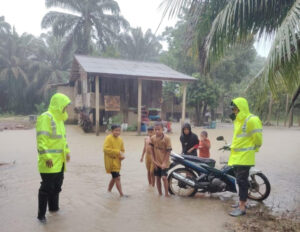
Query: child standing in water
103,124,126,197
150,122,172,197
140,126,155,187
197,131,211,158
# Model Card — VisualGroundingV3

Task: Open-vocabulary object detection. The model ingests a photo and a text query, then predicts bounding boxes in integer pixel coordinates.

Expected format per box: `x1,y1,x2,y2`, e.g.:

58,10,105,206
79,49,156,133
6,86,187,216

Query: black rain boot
38,192,48,221
48,193,59,212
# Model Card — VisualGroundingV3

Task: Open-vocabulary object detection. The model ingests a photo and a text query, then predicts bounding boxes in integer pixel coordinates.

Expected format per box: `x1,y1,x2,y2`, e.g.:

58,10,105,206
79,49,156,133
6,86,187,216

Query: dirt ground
0,115,35,131
0,122,300,232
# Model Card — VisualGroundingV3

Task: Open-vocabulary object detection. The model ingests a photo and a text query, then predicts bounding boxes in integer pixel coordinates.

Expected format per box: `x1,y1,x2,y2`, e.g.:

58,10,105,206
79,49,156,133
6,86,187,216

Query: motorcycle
167,136,271,201
79,108,93,133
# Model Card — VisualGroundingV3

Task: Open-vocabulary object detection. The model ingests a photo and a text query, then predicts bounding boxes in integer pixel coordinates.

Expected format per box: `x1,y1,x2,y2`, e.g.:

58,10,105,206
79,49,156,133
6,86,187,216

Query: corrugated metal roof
74,55,196,82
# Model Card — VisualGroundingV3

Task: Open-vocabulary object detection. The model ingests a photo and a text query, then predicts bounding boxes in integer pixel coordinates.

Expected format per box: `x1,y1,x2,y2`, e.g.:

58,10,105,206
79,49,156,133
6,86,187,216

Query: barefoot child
103,124,126,197
140,126,155,187
150,122,172,197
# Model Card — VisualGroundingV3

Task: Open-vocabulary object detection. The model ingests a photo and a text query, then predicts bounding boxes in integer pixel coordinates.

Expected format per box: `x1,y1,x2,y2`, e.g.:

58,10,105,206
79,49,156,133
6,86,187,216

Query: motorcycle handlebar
219,145,231,151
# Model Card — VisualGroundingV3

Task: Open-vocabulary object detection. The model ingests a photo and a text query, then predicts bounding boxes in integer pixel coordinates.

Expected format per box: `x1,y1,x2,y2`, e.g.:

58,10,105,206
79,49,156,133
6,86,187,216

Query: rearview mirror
216,136,224,141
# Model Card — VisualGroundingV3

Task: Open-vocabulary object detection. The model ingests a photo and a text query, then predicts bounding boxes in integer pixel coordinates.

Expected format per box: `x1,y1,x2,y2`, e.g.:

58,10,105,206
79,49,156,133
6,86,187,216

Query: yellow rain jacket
103,134,125,173
36,93,71,173
228,97,263,166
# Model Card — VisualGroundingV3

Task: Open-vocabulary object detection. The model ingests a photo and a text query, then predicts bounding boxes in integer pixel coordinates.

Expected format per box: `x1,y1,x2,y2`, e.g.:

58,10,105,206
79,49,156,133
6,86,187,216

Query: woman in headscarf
180,123,199,156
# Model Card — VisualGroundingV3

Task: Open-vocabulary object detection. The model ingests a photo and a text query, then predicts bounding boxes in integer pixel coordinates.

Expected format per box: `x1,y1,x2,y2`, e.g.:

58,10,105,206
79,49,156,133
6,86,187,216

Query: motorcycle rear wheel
248,173,271,201
168,168,197,197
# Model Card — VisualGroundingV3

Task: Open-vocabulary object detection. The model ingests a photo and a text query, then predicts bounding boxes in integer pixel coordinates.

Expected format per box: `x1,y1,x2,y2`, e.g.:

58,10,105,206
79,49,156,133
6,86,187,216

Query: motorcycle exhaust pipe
172,172,196,187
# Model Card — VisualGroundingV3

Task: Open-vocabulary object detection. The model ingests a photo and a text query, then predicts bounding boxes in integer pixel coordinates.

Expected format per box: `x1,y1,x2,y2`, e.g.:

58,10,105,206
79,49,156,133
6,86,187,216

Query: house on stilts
57,55,196,135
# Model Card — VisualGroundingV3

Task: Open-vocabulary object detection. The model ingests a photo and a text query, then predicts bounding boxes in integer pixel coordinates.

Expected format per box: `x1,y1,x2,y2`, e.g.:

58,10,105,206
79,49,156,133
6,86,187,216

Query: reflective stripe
41,112,62,139
38,149,63,154
242,115,255,133
43,112,56,136
236,129,263,138
249,129,262,135
234,147,256,152
36,131,62,139
51,135,63,139
37,131,51,136
236,115,261,138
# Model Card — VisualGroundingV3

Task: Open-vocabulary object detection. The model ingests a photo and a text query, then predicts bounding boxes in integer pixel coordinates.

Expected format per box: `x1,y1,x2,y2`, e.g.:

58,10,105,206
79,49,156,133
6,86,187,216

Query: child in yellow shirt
103,124,126,197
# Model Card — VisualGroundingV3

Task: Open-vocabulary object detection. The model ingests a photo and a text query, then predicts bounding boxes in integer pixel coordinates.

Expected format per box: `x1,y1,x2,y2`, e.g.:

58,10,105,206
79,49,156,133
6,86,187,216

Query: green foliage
162,82,181,104
160,21,198,75
118,27,162,62
126,124,137,131
42,0,129,55
0,17,70,114
199,0,300,97
161,0,300,112
187,74,218,106
210,46,256,90
34,102,47,115
160,11,258,124
186,73,220,125
100,46,121,58
111,114,123,124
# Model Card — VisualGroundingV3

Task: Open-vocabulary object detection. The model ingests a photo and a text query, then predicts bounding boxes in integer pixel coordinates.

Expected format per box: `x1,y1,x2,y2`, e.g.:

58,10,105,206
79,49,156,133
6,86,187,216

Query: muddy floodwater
0,123,300,232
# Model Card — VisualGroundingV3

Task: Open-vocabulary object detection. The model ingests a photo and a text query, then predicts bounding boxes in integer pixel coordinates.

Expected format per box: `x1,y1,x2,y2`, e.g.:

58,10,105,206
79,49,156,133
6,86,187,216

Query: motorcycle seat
182,155,216,168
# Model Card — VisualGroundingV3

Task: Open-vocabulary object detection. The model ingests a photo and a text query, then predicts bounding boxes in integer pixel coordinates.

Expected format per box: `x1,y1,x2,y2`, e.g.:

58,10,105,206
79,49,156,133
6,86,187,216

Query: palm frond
261,0,300,94
93,0,120,14
202,0,295,71
41,11,80,37
0,16,11,34
45,0,81,13
159,0,192,20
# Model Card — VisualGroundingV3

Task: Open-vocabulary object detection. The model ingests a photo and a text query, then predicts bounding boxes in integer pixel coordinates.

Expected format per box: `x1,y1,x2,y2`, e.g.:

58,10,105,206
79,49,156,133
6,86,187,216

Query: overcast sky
0,0,270,56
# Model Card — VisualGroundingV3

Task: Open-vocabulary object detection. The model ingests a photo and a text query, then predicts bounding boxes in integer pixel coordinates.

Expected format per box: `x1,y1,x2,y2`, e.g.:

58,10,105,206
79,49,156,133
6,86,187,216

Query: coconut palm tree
118,27,162,61
23,32,75,104
161,0,300,101
37,33,73,83
0,16,10,35
0,28,39,113
41,0,129,55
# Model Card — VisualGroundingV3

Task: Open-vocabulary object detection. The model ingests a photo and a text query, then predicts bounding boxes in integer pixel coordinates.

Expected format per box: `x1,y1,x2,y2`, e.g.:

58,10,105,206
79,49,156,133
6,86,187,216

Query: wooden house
59,55,195,135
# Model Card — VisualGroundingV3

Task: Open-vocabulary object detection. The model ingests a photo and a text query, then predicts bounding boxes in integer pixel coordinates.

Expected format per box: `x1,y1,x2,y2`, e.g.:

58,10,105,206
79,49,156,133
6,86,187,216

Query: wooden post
95,76,100,136
137,79,142,135
181,83,187,125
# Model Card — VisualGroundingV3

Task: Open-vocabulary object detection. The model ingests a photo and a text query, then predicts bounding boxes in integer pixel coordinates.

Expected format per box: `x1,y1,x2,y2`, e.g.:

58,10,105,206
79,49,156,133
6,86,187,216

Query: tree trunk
211,108,216,121
284,94,289,127
171,96,174,120
195,102,203,126
276,109,280,127
288,105,294,128
266,94,273,125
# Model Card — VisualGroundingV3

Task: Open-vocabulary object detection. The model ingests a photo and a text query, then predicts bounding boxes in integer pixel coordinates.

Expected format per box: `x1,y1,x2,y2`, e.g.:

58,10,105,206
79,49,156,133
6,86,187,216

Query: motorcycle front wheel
248,173,271,201
168,168,197,197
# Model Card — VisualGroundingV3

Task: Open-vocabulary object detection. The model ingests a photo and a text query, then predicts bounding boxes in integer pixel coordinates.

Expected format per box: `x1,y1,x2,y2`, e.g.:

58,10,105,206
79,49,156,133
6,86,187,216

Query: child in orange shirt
196,131,211,158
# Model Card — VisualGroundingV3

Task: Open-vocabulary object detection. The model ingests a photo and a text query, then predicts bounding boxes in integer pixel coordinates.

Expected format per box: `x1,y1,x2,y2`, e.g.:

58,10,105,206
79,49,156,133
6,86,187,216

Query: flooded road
0,124,299,231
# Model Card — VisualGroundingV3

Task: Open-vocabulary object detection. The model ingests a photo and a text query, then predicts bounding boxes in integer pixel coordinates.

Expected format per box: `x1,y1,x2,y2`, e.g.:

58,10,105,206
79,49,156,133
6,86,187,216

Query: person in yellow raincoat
103,124,126,197
36,93,71,222
228,97,263,217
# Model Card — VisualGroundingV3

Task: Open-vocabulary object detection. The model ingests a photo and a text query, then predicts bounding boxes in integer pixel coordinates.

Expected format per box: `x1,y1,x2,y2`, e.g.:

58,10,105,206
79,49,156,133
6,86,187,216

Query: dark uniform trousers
234,166,250,202
38,164,64,218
